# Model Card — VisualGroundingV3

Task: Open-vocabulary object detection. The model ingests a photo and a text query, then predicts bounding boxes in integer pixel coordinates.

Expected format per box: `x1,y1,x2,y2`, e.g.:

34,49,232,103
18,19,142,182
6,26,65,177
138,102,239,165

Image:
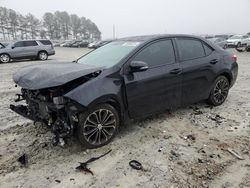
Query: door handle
170,68,182,74
210,59,218,64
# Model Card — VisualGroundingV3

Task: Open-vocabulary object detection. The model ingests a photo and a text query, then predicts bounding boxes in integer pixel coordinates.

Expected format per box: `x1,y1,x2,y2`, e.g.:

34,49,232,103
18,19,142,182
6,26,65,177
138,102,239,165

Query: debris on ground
76,150,112,175
158,146,163,152
169,150,180,161
209,114,224,124
181,134,196,141
17,154,28,167
55,180,61,183
226,148,244,160
129,160,143,170
163,135,172,140
190,106,203,115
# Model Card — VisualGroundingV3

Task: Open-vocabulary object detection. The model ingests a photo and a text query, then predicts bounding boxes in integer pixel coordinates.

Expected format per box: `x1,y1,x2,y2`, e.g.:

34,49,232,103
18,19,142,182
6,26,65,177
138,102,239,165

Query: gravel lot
0,47,249,188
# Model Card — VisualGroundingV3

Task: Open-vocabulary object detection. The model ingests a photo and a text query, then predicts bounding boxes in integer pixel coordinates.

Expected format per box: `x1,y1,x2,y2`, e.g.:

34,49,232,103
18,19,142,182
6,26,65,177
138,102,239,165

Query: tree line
0,6,101,41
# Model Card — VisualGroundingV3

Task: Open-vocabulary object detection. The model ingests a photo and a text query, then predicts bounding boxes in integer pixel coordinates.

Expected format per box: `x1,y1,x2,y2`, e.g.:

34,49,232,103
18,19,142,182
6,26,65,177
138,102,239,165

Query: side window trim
202,42,214,56
130,38,176,69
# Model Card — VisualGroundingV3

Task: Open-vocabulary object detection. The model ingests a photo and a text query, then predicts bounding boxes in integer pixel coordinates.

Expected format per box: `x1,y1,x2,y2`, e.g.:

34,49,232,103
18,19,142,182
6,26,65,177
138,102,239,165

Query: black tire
236,42,241,48
77,103,120,148
208,76,230,106
223,44,227,49
246,46,250,52
38,51,48,61
0,53,10,63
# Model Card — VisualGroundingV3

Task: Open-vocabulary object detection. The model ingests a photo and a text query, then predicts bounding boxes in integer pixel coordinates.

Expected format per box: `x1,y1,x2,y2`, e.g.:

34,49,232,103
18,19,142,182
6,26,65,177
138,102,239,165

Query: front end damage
10,88,84,144
10,71,101,145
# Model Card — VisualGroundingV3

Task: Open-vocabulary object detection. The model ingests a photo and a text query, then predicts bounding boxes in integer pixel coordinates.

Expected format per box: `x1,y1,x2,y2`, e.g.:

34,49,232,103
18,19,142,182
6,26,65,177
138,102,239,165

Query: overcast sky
1,0,250,39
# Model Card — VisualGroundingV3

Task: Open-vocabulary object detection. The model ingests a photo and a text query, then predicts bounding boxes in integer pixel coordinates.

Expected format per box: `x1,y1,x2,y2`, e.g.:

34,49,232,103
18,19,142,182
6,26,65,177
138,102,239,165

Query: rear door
23,41,39,56
175,37,220,105
124,39,182,118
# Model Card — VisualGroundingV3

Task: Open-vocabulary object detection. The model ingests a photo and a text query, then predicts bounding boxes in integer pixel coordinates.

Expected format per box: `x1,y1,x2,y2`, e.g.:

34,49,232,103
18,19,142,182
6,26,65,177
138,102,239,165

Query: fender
64,75,124,108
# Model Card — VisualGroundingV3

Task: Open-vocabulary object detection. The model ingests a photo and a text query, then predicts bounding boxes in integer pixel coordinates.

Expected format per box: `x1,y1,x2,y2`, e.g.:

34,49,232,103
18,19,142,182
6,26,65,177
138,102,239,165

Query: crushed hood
13,62,103,90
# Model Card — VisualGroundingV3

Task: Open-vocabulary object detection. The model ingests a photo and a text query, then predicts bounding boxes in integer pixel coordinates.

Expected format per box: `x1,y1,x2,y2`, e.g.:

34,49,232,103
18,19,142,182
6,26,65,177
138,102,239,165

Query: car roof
117,34,204,42
14,39,51,42
116,34,223,52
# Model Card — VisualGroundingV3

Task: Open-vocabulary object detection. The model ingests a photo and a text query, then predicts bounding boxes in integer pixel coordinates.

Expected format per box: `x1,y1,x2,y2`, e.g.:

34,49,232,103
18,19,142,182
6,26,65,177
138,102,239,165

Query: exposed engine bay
10,71,101,144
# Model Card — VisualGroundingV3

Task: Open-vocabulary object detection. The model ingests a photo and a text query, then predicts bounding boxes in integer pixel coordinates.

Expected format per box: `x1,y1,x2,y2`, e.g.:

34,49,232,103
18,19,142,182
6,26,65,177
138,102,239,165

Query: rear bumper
230,62,238,87
48,50,55,56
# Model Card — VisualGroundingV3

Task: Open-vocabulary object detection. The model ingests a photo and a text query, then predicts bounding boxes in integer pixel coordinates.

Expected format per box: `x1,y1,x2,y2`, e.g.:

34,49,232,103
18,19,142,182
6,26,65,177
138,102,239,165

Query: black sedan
11,34,238,148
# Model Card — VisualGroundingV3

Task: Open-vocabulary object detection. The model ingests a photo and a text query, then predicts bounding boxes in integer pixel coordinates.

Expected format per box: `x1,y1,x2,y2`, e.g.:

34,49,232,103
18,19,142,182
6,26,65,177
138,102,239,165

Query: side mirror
11,46,15,49
129,61,149,72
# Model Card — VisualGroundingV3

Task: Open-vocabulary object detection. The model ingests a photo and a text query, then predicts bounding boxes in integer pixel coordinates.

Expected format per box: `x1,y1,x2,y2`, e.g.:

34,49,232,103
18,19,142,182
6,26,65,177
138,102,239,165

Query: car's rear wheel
0,54,10,63
77,104,120,148
38,51,48,61
208,76,230,106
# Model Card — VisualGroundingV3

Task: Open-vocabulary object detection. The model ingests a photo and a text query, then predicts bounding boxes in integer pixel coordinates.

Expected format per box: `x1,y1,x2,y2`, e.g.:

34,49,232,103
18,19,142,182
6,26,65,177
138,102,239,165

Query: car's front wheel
208,76,230,106
0,54,10,63
38,51,48,61
77,103,120,148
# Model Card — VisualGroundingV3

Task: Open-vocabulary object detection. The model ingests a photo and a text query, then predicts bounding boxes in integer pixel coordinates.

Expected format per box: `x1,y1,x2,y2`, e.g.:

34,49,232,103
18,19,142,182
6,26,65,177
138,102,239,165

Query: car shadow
118,101,213,137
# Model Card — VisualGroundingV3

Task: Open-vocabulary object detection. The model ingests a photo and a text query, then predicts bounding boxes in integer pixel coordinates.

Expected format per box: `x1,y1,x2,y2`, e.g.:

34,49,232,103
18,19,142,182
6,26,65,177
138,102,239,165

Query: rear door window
133,39,175,67
39,40,52,45
176,38,205,61
24,41,38,46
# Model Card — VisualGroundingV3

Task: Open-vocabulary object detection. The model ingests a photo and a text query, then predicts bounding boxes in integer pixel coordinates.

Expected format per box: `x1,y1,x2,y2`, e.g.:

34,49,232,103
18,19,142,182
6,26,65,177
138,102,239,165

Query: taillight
232,54,237,62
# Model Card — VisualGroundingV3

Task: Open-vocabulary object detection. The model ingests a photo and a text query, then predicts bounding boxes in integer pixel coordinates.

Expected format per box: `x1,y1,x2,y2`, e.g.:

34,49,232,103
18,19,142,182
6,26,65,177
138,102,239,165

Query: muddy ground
0,47,249,188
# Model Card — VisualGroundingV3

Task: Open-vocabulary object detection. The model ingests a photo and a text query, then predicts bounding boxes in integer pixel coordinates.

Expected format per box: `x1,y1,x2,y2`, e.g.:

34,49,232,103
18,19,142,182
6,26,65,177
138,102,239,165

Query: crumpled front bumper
10,104,34,121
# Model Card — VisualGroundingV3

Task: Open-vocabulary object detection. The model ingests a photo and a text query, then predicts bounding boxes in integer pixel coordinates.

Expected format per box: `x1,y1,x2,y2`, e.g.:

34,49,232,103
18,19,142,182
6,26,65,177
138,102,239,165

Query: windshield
229,35,241,39
77,41,141,68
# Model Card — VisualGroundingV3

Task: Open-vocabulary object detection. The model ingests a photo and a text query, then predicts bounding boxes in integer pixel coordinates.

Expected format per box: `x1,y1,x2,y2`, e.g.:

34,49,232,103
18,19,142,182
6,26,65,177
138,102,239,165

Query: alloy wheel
39,52,48,60
213,79,229,104
0,54,10,63
82,109,117,146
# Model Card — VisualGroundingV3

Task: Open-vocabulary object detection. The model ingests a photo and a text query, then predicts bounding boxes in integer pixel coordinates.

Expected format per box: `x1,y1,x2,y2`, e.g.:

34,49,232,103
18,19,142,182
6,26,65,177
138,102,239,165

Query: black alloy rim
83,109,116,145
213,79,229,103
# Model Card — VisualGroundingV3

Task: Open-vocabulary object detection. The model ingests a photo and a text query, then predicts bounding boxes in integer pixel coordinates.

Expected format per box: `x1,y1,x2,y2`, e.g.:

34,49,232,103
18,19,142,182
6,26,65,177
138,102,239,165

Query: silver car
0,40,55,63
208,37,227,49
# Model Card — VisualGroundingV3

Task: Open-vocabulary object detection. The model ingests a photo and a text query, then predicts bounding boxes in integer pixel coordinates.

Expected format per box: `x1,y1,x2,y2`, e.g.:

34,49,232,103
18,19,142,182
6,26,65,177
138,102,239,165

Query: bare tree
43,12,54,39
0,6,101,41
26,13,40,38
0,7,8,40
8,9,18,39
70,14,81,39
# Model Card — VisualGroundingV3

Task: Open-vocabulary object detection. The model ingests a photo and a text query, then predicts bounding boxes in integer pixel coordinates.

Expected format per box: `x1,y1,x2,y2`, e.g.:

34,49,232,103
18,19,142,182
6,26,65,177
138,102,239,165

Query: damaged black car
10,35,238,148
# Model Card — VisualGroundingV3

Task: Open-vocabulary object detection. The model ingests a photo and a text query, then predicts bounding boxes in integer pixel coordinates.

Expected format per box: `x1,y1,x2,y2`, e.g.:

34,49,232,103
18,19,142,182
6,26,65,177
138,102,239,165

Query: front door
10,41,26,58
124,39,182,118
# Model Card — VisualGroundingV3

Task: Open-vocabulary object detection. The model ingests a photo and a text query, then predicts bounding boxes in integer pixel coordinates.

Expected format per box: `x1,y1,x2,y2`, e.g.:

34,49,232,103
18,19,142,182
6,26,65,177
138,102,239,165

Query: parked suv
0,40,55,63
226,35,249,47
11,35,238,148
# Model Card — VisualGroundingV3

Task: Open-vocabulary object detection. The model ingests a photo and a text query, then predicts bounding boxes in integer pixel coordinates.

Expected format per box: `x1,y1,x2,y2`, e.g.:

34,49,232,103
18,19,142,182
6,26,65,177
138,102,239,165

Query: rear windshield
39,40,52,45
